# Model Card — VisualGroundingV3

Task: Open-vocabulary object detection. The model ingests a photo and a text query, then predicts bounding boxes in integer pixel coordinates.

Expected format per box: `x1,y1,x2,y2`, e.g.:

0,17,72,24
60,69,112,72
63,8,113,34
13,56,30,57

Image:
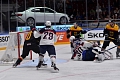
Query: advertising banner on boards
84,30,105,40
0,35,10,50
16,25,73,32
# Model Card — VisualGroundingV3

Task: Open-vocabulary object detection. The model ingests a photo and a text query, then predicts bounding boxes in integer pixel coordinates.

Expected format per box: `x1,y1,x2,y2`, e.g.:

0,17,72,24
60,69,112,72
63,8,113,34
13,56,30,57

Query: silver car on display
11,7,70,25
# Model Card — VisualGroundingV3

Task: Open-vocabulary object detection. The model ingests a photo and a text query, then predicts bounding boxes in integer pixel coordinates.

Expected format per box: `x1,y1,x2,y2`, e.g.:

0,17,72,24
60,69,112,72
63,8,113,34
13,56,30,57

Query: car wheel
59,17,68,25
26,17,35,26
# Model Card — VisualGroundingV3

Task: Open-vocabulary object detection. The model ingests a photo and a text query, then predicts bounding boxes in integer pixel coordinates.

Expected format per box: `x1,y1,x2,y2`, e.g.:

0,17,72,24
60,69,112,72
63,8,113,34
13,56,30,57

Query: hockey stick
87,22,100,31
106,45,117,51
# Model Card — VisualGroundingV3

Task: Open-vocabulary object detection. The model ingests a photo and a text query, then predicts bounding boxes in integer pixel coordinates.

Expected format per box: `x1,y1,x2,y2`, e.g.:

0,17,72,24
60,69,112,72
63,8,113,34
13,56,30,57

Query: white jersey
34,28,57,45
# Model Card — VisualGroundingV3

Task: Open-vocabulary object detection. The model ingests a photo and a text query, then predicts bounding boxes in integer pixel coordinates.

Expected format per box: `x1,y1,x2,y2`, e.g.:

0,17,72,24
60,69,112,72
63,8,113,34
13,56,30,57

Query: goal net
0,31,32,64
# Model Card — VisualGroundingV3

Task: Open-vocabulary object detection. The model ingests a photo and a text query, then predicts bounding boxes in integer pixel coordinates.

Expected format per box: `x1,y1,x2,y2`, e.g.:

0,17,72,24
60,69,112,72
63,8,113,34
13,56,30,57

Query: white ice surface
0,43,120,80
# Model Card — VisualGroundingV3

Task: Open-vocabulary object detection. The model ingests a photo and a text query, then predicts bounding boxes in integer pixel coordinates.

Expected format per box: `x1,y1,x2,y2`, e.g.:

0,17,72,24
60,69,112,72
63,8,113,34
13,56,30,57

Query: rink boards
0,25,104,50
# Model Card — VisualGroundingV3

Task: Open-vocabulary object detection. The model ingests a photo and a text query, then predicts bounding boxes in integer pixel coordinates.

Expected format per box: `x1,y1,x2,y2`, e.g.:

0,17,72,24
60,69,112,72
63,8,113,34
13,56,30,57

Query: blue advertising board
16,24,104,32
16,25,73,32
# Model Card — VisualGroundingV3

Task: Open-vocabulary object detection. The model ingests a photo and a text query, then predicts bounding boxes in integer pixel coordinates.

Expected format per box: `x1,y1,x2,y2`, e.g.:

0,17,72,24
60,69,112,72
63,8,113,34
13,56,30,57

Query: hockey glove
117,38,120,42
104,34,108,38
67,34,71,39
104,34,109,39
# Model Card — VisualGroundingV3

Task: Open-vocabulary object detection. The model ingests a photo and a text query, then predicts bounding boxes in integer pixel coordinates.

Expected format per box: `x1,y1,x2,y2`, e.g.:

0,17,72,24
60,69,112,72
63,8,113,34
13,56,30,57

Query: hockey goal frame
15,31,32,60
0,31,33,63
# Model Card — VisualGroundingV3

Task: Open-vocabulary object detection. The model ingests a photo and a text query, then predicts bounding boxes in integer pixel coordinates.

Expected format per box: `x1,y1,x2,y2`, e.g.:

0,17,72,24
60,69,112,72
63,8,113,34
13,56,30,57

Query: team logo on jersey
25,31,32,40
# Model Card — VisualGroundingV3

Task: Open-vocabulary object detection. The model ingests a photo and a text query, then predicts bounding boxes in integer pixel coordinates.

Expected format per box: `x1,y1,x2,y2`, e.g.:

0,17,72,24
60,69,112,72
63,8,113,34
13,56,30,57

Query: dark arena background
0,0,120,32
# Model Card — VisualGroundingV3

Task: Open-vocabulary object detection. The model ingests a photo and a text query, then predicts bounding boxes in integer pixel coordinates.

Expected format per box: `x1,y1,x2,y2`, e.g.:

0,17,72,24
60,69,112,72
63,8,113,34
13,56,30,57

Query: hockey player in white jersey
70,36,113,62
34,21,59,72
71,37,98,61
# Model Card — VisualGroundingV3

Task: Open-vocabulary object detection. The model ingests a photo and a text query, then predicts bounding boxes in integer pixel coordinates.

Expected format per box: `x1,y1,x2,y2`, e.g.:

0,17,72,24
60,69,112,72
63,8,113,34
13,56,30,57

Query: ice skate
36,61,43,70
41,63,47,68
71,57,74,60
41,59,48,67
51,66,59,73
51,62,59,73
74,54,82,61
94,55,102,63
12,58,22,68
13,63,18,68
42,63,47,66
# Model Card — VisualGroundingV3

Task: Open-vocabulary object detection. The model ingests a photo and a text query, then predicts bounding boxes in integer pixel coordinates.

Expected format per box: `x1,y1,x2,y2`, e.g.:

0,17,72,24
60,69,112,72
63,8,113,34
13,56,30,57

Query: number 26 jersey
39,28,57,45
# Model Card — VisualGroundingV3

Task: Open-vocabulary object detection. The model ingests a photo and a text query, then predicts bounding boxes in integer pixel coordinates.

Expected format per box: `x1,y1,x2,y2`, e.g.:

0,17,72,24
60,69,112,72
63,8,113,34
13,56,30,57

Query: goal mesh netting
0,31,32,64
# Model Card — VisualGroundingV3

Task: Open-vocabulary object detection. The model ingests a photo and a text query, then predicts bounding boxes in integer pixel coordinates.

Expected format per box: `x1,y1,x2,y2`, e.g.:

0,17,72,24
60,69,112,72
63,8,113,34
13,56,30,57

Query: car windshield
30,7,56,13
14,7,31,12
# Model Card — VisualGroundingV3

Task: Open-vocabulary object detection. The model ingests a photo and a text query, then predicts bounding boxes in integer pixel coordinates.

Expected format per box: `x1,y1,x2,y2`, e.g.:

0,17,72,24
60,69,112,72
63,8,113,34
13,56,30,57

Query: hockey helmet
73,22,78,28
45,21,51,26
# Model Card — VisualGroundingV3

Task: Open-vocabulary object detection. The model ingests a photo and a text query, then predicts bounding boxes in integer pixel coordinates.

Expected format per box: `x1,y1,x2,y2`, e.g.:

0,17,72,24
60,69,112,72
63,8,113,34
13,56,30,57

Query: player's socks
116,52,120,58
116,48,120,58
94,55,102,63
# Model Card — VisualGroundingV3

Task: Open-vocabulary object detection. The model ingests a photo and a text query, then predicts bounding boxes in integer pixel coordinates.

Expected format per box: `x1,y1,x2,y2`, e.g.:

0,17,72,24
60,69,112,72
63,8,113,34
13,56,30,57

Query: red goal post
0,31,32,63
17,31,32,60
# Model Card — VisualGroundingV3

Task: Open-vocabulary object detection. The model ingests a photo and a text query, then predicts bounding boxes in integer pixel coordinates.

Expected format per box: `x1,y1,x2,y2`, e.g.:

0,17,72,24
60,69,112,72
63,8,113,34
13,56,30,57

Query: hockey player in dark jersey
13,25,46,67
94,21,120,62
66,22,87,39
101,21,120,58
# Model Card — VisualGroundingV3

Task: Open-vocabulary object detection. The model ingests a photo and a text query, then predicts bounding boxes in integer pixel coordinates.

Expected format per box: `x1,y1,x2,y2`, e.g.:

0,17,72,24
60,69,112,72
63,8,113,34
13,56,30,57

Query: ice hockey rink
0,43,120,80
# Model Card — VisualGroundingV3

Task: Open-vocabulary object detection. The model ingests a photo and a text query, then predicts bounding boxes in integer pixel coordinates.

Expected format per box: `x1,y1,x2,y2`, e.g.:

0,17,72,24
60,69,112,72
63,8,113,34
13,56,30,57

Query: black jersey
104,23,119,39
24,30,40,44
66,26,86,38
